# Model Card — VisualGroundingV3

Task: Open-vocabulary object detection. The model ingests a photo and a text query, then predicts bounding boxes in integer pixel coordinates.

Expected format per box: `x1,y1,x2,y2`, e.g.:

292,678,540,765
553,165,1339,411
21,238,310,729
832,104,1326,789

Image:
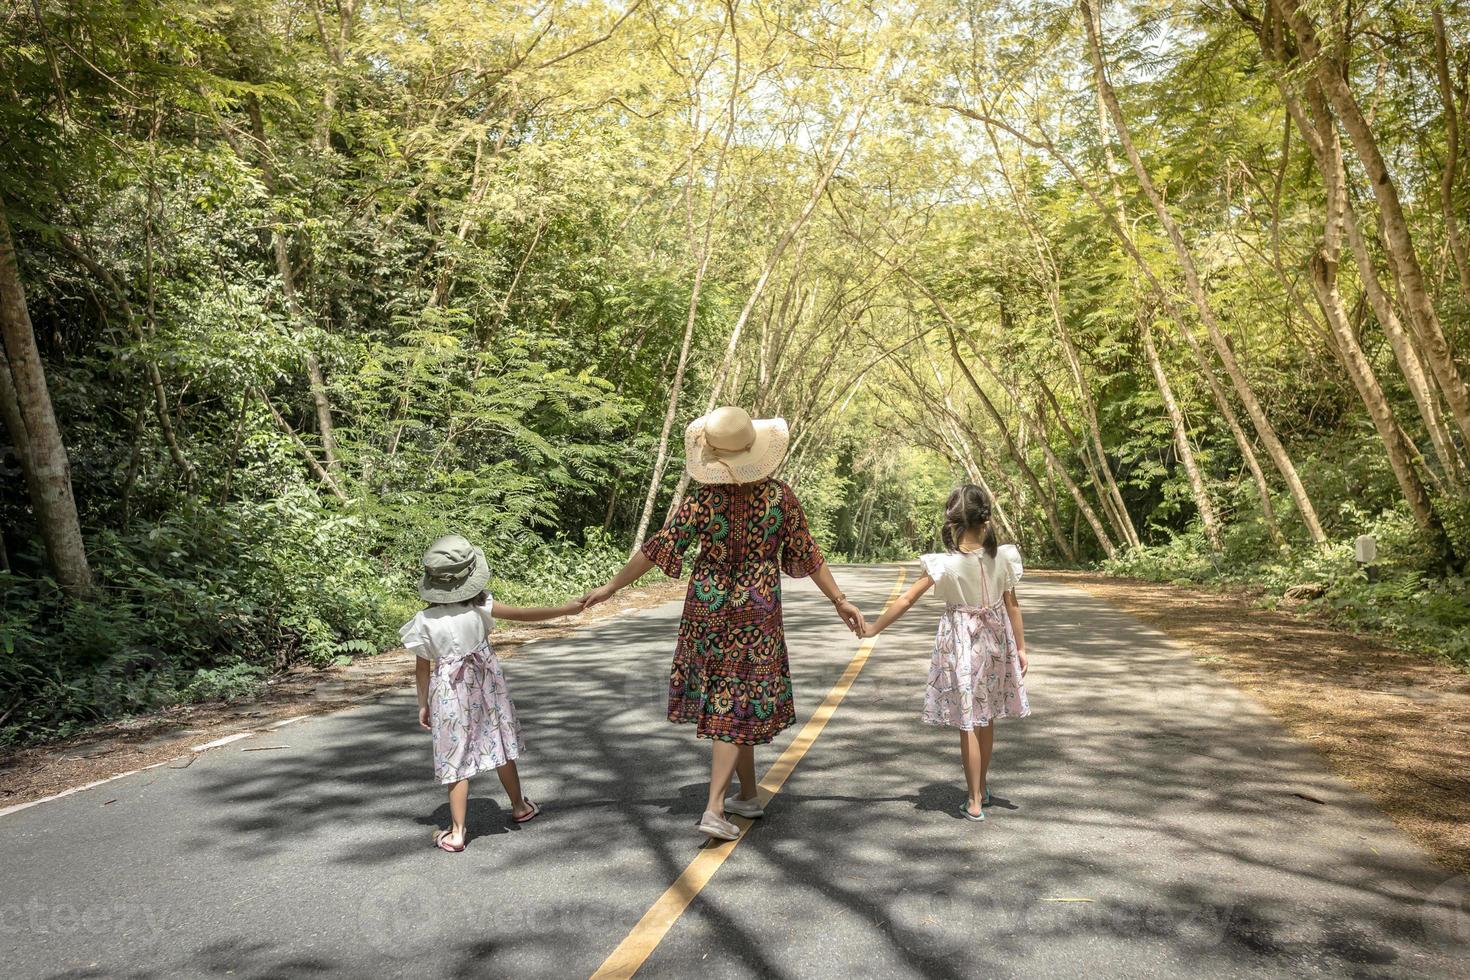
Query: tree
0,195,92,595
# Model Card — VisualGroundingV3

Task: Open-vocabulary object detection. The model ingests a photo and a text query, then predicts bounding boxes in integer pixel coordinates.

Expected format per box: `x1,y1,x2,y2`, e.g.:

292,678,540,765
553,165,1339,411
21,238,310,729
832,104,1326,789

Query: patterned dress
400,603,524,784
919,546,1031,730
641,478,825,744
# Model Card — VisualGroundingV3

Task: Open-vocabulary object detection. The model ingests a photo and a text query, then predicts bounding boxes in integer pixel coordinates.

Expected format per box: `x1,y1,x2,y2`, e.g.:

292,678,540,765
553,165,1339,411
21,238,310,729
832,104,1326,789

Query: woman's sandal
512,798,541,824
434,829,466,852
961,804,985,822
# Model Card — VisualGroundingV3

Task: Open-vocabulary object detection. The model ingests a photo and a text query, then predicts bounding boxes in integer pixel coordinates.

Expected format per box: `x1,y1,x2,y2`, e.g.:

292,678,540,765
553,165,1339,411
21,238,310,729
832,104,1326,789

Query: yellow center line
590,567,909,980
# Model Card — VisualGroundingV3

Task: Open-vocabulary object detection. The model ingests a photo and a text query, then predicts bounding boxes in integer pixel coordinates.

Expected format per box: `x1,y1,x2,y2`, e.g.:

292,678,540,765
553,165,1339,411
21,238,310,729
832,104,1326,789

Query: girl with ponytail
862,483,1030,821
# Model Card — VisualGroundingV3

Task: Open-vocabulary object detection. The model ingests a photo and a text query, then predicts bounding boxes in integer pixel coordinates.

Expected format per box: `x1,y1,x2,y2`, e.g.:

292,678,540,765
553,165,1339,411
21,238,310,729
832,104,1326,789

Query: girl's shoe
961,804,985,822
434,829,466,852
512,798,541,824
724,795,765,819
698,811,741,840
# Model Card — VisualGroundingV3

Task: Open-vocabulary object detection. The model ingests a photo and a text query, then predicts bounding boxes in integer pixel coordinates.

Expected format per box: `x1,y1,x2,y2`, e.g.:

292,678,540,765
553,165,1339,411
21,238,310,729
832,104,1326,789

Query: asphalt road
2,565,1466,979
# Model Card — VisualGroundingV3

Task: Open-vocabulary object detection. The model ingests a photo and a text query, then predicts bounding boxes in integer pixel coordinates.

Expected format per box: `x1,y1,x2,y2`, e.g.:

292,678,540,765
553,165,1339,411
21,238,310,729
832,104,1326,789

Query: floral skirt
922,603,1030,730
428,641,523,784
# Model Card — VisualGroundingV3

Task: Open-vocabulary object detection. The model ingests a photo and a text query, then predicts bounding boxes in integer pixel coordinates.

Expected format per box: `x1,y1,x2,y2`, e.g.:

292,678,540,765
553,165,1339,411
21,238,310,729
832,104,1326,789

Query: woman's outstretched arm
581,551,655,609
862,575,933,638
810,562,867,636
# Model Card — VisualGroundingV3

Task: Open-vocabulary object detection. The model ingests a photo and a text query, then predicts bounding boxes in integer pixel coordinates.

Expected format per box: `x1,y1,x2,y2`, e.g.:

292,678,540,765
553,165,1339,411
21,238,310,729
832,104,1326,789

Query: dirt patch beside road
1038,569,1470,876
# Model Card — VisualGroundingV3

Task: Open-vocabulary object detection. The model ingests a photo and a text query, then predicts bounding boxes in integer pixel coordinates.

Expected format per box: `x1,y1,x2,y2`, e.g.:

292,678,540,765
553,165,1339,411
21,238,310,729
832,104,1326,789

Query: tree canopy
3,0,1468,743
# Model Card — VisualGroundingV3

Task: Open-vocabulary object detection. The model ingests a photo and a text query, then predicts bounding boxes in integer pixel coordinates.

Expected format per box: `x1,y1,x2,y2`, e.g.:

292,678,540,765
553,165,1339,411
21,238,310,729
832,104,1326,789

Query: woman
583,406,865,840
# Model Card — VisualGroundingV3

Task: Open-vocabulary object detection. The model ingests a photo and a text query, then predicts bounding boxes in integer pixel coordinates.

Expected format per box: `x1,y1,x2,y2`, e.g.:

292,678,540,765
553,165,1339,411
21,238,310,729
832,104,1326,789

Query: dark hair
941,484,999,557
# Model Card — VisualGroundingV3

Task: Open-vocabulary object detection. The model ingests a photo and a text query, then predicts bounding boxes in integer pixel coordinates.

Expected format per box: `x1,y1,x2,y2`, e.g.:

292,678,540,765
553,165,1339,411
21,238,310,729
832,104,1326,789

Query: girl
400,534,583,852
863,484,1029,821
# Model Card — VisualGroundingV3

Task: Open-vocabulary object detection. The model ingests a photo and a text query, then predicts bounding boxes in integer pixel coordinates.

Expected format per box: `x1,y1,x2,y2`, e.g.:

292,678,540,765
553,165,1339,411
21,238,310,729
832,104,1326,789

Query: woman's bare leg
959,730,983,817
730,744,758,801
705,740,742,817
495,760,534,819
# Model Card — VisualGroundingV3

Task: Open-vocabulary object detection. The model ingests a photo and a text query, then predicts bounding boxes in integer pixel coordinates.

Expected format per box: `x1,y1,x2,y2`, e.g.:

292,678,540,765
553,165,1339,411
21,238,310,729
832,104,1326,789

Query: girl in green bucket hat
401,534,585,853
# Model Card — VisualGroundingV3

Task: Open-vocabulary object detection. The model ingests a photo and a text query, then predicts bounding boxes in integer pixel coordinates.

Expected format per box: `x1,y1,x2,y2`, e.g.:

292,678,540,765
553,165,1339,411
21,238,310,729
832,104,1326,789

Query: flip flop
512,798,541,824
961,804,985,822
434,830,466,852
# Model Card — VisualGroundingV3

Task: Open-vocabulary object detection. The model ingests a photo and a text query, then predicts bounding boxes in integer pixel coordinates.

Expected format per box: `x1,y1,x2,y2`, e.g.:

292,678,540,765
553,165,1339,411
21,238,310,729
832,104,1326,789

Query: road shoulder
1042,569,1470,876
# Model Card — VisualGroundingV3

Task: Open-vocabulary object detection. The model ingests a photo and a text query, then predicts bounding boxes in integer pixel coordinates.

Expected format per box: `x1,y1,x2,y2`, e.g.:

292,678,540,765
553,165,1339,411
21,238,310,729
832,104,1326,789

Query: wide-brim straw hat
684,407,789,485
418,534,491,603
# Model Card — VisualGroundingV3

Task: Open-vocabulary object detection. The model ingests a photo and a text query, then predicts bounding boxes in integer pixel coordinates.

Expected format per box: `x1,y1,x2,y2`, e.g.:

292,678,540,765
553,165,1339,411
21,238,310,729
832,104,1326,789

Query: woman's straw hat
684,406,789,485
417,534,491,603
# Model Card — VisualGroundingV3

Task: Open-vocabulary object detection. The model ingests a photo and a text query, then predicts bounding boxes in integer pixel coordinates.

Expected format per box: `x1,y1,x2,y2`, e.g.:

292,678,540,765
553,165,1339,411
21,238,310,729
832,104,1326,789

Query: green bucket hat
417,534,490,603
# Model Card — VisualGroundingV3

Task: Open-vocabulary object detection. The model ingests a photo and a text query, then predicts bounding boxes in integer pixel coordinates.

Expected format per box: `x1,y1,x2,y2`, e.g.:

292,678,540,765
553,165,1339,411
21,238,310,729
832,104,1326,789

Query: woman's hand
418,705,431,731
582,583,616,609
835,598,866,636
1018,649,1028,676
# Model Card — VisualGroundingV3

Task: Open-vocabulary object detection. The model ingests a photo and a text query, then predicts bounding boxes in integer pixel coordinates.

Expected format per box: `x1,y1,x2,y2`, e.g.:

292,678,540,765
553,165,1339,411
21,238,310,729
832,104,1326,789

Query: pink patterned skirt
922,602,1030,730
428,640,524,784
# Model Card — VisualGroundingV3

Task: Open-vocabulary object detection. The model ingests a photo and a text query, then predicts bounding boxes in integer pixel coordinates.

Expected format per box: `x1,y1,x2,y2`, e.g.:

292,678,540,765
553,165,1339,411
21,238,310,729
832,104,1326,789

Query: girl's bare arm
415,657,431,729
862,575,934,638
490,599,585,623
1003,590,1028,674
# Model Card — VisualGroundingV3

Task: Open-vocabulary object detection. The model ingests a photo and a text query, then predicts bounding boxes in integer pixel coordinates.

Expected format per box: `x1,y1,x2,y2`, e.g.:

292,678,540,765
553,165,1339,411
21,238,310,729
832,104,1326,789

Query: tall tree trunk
1308,257,1449,554
237,96,340,471
0,195,93,595
1431,8,1470,302
1275,0,1470,451
1083,0,1326,544
1139,309,1223,550
1300,112,1451,556
1247,7,1468,486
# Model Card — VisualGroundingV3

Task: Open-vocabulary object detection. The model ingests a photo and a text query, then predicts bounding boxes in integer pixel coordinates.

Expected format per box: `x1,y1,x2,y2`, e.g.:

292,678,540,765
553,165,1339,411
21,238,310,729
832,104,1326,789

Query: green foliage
3,0,1469,753
1103,510,1470,667
181,661,269,704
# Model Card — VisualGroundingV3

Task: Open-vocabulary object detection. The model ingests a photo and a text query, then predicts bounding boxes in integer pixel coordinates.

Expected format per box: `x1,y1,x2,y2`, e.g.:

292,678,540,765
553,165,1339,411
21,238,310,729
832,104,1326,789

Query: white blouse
399,599,496,661
918,544,1024,607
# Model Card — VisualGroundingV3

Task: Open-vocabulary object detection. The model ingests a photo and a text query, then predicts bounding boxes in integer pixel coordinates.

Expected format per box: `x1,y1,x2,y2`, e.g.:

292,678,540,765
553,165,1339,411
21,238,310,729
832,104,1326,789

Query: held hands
834,598,866,637
580,583,617,610
556,597,588,617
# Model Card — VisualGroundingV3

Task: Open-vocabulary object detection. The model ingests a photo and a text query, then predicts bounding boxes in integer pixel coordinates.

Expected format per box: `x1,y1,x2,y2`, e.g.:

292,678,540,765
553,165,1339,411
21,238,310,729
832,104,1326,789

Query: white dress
400,600,524,784
917,545,1030,730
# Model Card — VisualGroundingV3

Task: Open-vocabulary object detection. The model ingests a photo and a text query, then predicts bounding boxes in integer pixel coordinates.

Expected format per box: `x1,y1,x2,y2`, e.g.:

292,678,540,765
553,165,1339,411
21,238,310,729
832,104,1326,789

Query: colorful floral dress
919,546,1030,730
641,478,825,744
400,602,524,784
